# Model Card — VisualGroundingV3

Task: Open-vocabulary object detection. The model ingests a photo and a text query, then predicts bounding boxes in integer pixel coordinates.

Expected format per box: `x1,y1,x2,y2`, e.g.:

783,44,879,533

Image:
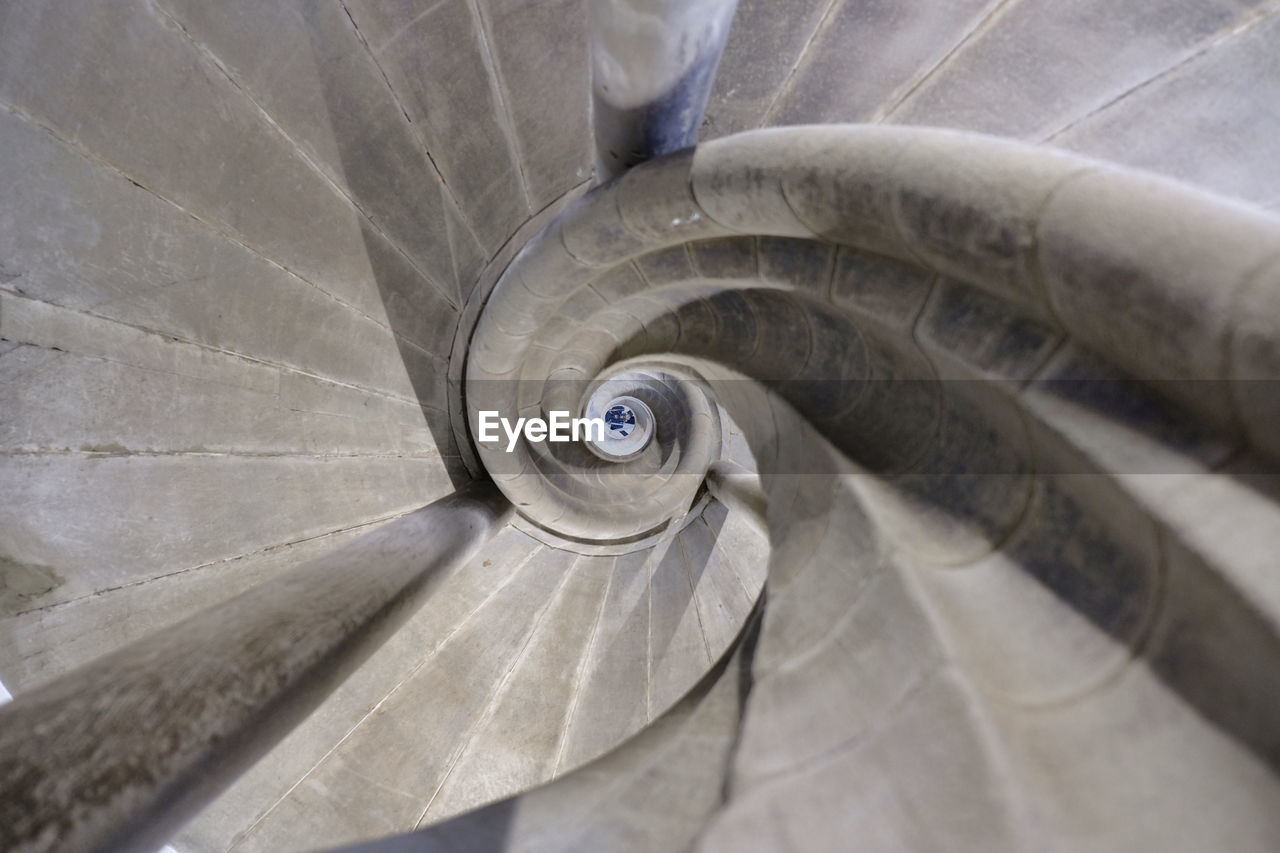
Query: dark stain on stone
80,442,130,455
0,555,64,614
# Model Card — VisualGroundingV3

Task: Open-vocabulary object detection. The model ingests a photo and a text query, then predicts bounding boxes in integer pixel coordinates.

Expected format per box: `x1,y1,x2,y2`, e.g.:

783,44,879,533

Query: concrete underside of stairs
2,1,1280,851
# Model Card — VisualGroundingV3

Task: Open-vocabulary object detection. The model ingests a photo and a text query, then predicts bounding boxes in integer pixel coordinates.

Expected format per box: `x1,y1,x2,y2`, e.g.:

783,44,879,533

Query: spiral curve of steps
1,2,1280,852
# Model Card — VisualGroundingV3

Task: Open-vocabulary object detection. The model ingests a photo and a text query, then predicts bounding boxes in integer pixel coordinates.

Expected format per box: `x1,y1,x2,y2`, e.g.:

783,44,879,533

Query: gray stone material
1232,258,1280,460
0,345,442,460
554,550,652,769
765,0,1002,126
0,519,373,692
702,0,834,138
1038,166,1278,432
343,0,532,254
888,132,1086,314
1021,343,1239,477
0,0,449,321
0,453,453,612
1,288,448,416
476,0,593,208
351,614,756,853
1052,12,1280,208
1147,527,1280,766
210,509,763,850
689,127,873,239
889,0,1266,141
588,0,739,181
178,526,542,852
587,263,651,303
615,150,734,245
1142,456,1280,638
0,484,511,853
830,246,937,330
422,552,613,823
645,537,729,717
157,0,481,299
469,126,1280,554
689,236,758,280
0,108,458,364
916,470,1162,706
757,236,835,298
233,545,572,850
4,3,1280,850
634,244,699,285
707,667,1037,853
916,277,1063,382
559,181,654,266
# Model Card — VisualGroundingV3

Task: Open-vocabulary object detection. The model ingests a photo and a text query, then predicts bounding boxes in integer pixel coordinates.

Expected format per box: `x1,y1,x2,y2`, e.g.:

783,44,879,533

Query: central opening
593,395,654,459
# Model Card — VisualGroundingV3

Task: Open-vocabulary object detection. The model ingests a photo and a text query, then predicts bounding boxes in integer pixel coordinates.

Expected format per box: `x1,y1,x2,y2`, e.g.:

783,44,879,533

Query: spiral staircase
2,1,1280,851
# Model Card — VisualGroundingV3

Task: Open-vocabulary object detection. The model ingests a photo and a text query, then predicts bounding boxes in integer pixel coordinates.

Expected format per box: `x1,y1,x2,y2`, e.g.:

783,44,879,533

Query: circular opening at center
604,403,638,437
593,395,654,459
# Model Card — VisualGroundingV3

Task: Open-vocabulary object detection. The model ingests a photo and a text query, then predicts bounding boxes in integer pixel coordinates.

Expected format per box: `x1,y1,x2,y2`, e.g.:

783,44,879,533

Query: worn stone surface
0,300,451,452
0,107,458,364
230,544,574,851
157,0,474,302
365,617,755,853
0,349,439,462
766,0,1002,125
0,519,377,688
703,0,835,138
1052,12,1280,209
1038,166,1278,432
916,277,1062,382
344,0,531,254
830,247,936,330
226,516,764,849
176,526,540,853
476,0,593,208
5,2,1280,851
0,487,510,853
554,550,652,769
423,553,613,822
0,0,445,322
1232,258,1280,461
890,0,1267,141
0,453,451,610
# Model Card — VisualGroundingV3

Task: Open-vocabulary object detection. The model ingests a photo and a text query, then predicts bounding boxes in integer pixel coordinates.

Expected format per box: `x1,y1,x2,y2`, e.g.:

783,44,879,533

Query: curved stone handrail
466,125,1280,539
0,484,512,853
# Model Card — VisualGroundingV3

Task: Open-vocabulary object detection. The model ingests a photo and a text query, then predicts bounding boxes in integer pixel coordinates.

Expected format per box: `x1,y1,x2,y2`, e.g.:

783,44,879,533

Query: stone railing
0,484,510,853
